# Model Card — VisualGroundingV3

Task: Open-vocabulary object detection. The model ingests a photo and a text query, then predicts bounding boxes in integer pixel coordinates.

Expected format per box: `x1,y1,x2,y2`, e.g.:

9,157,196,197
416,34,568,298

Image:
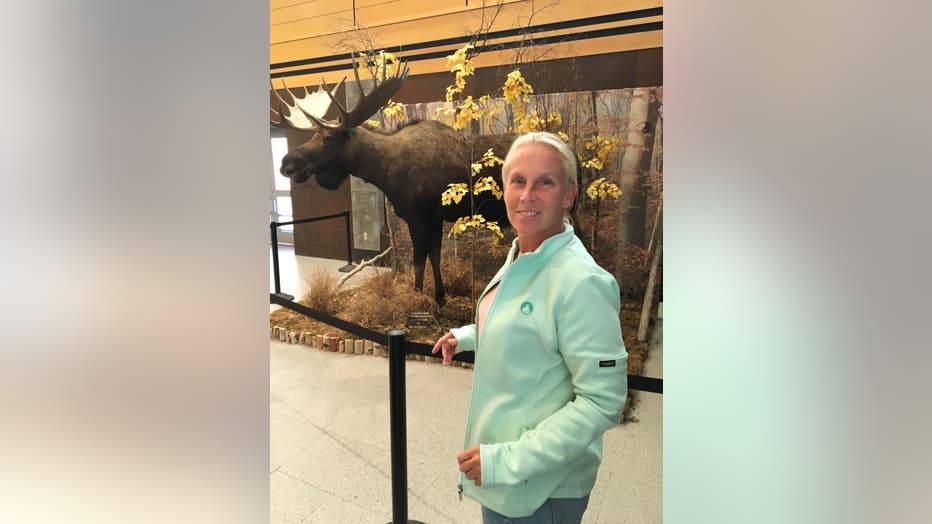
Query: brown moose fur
280,119,516,304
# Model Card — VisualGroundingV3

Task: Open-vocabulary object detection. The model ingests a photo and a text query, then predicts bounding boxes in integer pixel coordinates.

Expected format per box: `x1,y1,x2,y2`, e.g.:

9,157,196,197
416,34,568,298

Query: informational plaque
350,178,384,251
405,311,434,328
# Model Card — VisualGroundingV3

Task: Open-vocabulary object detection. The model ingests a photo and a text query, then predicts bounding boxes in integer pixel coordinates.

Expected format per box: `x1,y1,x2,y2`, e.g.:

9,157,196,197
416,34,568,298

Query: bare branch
337,246,393,287
504,0,561,66
466,0,507,53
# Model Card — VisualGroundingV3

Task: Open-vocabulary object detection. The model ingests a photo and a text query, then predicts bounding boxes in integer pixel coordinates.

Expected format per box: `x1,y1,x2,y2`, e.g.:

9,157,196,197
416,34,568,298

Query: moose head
271,57,410,188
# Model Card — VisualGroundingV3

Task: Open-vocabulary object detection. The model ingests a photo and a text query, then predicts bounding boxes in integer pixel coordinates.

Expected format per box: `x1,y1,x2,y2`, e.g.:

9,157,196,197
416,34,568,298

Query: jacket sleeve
449,324,477,354
481,272,628,487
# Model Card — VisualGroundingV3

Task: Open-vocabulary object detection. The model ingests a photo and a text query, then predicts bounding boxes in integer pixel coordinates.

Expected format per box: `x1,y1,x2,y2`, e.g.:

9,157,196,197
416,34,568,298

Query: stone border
270,325,474,369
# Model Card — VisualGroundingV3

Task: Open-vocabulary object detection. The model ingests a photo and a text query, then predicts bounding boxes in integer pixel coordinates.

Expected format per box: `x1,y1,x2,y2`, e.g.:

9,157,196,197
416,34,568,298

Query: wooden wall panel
285,129,354,259
393,47,662,104
272,31,661,92
272,0,662,76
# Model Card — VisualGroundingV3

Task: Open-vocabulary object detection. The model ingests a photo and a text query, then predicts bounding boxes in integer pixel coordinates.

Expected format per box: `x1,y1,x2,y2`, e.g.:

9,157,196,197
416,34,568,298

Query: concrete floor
270,247,662,523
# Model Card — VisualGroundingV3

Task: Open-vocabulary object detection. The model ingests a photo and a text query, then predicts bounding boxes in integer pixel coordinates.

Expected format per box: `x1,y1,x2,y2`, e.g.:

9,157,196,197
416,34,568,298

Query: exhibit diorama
269,1,662,416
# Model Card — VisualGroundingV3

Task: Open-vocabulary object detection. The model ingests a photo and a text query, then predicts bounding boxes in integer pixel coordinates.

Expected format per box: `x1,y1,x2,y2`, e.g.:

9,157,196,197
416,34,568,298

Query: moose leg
427,220,445,305
407,222,428,294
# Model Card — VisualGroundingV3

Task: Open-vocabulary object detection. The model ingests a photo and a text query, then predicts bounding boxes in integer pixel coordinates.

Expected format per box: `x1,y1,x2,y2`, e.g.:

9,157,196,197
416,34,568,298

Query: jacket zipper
461,270,506,447
459,266,510,496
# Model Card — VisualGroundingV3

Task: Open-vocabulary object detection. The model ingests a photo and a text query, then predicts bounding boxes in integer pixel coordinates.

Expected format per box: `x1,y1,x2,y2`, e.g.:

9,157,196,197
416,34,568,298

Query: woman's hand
431,331,458,365
457,446,482,486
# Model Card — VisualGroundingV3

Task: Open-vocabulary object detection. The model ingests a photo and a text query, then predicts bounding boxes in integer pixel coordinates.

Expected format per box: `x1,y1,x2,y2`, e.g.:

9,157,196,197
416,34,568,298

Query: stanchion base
338,264,356,273
272,292,295,301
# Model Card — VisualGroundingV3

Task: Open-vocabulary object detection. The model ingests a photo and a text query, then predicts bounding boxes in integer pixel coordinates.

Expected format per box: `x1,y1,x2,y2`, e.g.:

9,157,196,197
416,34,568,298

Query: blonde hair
502,132,578,223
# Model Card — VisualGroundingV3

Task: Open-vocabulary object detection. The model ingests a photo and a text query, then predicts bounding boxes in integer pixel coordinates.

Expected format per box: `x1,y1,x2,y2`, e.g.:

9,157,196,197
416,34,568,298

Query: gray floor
270,248,662,523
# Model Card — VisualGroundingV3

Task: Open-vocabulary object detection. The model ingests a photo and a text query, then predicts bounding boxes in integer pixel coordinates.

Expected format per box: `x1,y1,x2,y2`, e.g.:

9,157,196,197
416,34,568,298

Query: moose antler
270,56,409,131
270,77,345,131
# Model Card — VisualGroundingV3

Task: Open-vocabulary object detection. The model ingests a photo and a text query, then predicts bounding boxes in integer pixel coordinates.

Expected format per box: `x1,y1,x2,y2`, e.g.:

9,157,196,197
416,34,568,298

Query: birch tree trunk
383,195,398,271
650,108,663,176
646,198,663,262
615,88,661,290
637,201,662,341
638,229,662,342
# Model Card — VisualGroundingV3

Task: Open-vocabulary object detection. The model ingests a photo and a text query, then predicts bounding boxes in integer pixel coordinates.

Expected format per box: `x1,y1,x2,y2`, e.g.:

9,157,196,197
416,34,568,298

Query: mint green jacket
450,225,627,518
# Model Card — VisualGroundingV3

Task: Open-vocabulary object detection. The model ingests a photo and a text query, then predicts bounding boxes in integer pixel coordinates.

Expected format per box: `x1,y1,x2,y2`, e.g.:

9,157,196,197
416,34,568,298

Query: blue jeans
481,495,590,524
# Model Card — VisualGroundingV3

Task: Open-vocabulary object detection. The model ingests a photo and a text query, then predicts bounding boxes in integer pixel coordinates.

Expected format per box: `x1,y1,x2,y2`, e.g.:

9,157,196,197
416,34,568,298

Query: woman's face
503,143,577,253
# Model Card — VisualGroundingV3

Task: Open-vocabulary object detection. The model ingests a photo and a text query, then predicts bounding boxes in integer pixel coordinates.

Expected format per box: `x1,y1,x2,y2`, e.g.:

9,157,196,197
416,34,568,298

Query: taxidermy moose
271,58,515,304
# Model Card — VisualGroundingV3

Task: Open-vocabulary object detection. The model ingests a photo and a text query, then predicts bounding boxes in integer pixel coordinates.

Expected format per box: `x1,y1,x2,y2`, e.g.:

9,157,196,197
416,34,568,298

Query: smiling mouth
517,210,540,216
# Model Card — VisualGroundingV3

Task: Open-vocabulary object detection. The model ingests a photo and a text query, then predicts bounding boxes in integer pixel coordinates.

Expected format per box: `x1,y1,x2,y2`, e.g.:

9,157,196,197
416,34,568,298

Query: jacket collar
505,224,576,271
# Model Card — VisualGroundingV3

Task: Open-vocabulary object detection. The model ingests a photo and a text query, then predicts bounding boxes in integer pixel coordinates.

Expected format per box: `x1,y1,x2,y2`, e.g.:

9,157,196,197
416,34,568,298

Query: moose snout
279,154,308,182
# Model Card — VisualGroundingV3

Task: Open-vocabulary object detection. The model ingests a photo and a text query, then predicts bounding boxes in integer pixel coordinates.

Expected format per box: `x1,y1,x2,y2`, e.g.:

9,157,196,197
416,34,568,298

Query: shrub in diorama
339,271,436,329
302,267,340,314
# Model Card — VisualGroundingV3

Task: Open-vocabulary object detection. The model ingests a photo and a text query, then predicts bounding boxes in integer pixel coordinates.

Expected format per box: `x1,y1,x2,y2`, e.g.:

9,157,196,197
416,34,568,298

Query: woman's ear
563,184,578,209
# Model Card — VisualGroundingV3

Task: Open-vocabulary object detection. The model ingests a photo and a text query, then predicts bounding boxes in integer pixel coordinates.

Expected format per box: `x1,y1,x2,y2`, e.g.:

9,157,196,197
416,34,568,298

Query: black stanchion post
344,211,352,265
386,330,425,524
340,211,355,272
270,222,282,295
270,221,294,301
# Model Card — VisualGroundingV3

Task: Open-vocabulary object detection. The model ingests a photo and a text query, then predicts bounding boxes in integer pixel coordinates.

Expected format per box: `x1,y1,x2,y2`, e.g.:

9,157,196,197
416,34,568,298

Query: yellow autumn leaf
441,183,469,206
447,214,504,241
480,148,503,167
382,100,404,120
586,178,622,201
586,178,602,200
485,220,504,240
484,103,503,119
473,176,503,199
444,44,475,103
583,157,604,171
503,70,533,104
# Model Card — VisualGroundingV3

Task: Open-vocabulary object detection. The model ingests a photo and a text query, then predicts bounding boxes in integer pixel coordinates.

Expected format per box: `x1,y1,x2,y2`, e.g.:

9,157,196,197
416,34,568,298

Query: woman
432,132,628,523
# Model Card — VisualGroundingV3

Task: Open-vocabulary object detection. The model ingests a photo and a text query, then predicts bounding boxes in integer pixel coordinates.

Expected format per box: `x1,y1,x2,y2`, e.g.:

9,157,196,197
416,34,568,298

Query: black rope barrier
628,374,663,394
271,293,384,343
270,294,662,391
271,211,355,299
275,210,351,226
271,293,476,364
